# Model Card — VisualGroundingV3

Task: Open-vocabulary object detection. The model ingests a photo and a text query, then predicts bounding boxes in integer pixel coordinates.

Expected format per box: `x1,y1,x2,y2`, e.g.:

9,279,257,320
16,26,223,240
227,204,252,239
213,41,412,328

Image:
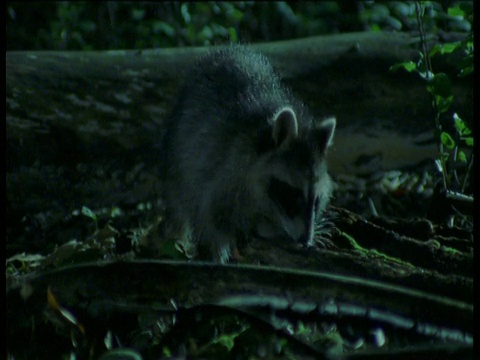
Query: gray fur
161,45,335,263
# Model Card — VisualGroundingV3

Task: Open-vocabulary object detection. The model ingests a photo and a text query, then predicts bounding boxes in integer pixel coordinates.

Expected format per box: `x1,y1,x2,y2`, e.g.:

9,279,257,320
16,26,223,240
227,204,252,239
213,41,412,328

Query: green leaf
81,206,97,221
427,73,453,113
211,325,248,351
199,25,214,41
453,113,471,136
463,137,474,146
228,27,237,42
230,8,244,22
110,207,122,218
440,132,456,149
429,42,461,57
389,61,417,73
370,23,382,32
131,9,146,21
153,21,175,37
434,94,454,114
459,65,473,77
181,3,191,24
457,151,467,163
215,334,235,351
162,347,172,357
448,6,465,17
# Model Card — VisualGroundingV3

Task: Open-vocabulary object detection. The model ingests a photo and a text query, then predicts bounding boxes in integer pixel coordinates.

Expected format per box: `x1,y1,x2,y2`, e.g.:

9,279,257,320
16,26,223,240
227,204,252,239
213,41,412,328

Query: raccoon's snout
284,213,315,245
256,214,313,245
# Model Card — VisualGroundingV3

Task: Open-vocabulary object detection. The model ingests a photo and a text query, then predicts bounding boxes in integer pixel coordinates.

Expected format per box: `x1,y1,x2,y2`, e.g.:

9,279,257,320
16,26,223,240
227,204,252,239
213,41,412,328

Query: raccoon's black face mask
255,108,336,244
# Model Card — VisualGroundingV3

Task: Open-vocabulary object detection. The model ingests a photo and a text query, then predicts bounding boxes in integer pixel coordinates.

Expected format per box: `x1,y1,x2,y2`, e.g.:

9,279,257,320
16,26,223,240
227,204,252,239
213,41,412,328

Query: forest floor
6,160,474,359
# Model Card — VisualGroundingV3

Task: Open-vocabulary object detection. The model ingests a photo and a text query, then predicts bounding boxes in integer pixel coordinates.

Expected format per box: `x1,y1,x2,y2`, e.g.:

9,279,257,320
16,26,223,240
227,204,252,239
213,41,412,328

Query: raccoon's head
250,106,335,245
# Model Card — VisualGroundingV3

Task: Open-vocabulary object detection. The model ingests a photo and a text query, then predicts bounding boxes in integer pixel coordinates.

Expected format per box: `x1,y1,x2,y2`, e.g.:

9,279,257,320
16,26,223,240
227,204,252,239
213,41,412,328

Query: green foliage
73,205,123,230
207,324,249,352
390,61,417,73
440,131,456,150
427,73,454,114
454,113,473,146
80,205,98,228
7,1,474,51
390,1,473,194
359,1,472,32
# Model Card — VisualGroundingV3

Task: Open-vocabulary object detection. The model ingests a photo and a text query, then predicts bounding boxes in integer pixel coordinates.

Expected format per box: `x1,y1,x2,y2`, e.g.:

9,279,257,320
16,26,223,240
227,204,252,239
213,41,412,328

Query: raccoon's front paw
215,245,232,264
211,239,241,264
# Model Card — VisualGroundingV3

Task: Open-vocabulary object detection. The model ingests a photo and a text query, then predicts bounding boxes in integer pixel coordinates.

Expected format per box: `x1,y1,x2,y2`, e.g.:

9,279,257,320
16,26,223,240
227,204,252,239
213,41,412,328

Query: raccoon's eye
268,178,304,218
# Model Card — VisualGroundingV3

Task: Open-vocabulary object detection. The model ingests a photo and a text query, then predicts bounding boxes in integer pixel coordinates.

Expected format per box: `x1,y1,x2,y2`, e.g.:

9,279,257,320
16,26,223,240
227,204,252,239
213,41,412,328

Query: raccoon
161,45,335,263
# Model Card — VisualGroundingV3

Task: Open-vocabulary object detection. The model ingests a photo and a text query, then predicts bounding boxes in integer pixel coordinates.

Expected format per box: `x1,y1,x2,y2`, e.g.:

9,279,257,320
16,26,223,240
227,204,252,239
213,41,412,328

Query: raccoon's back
162,46,298,190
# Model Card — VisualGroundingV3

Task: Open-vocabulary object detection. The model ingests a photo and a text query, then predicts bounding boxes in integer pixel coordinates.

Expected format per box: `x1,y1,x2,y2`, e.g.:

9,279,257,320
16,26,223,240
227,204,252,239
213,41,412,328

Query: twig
414,0,449,192
461,152,474,193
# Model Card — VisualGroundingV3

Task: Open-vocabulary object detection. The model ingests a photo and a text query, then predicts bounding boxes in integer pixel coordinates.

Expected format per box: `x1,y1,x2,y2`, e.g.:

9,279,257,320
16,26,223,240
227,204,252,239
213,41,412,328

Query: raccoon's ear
271,107,298,147
315,117,336,153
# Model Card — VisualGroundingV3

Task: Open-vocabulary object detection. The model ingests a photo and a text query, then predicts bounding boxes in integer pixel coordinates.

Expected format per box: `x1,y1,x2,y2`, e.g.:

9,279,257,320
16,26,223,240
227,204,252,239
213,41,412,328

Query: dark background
7,1,472,51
